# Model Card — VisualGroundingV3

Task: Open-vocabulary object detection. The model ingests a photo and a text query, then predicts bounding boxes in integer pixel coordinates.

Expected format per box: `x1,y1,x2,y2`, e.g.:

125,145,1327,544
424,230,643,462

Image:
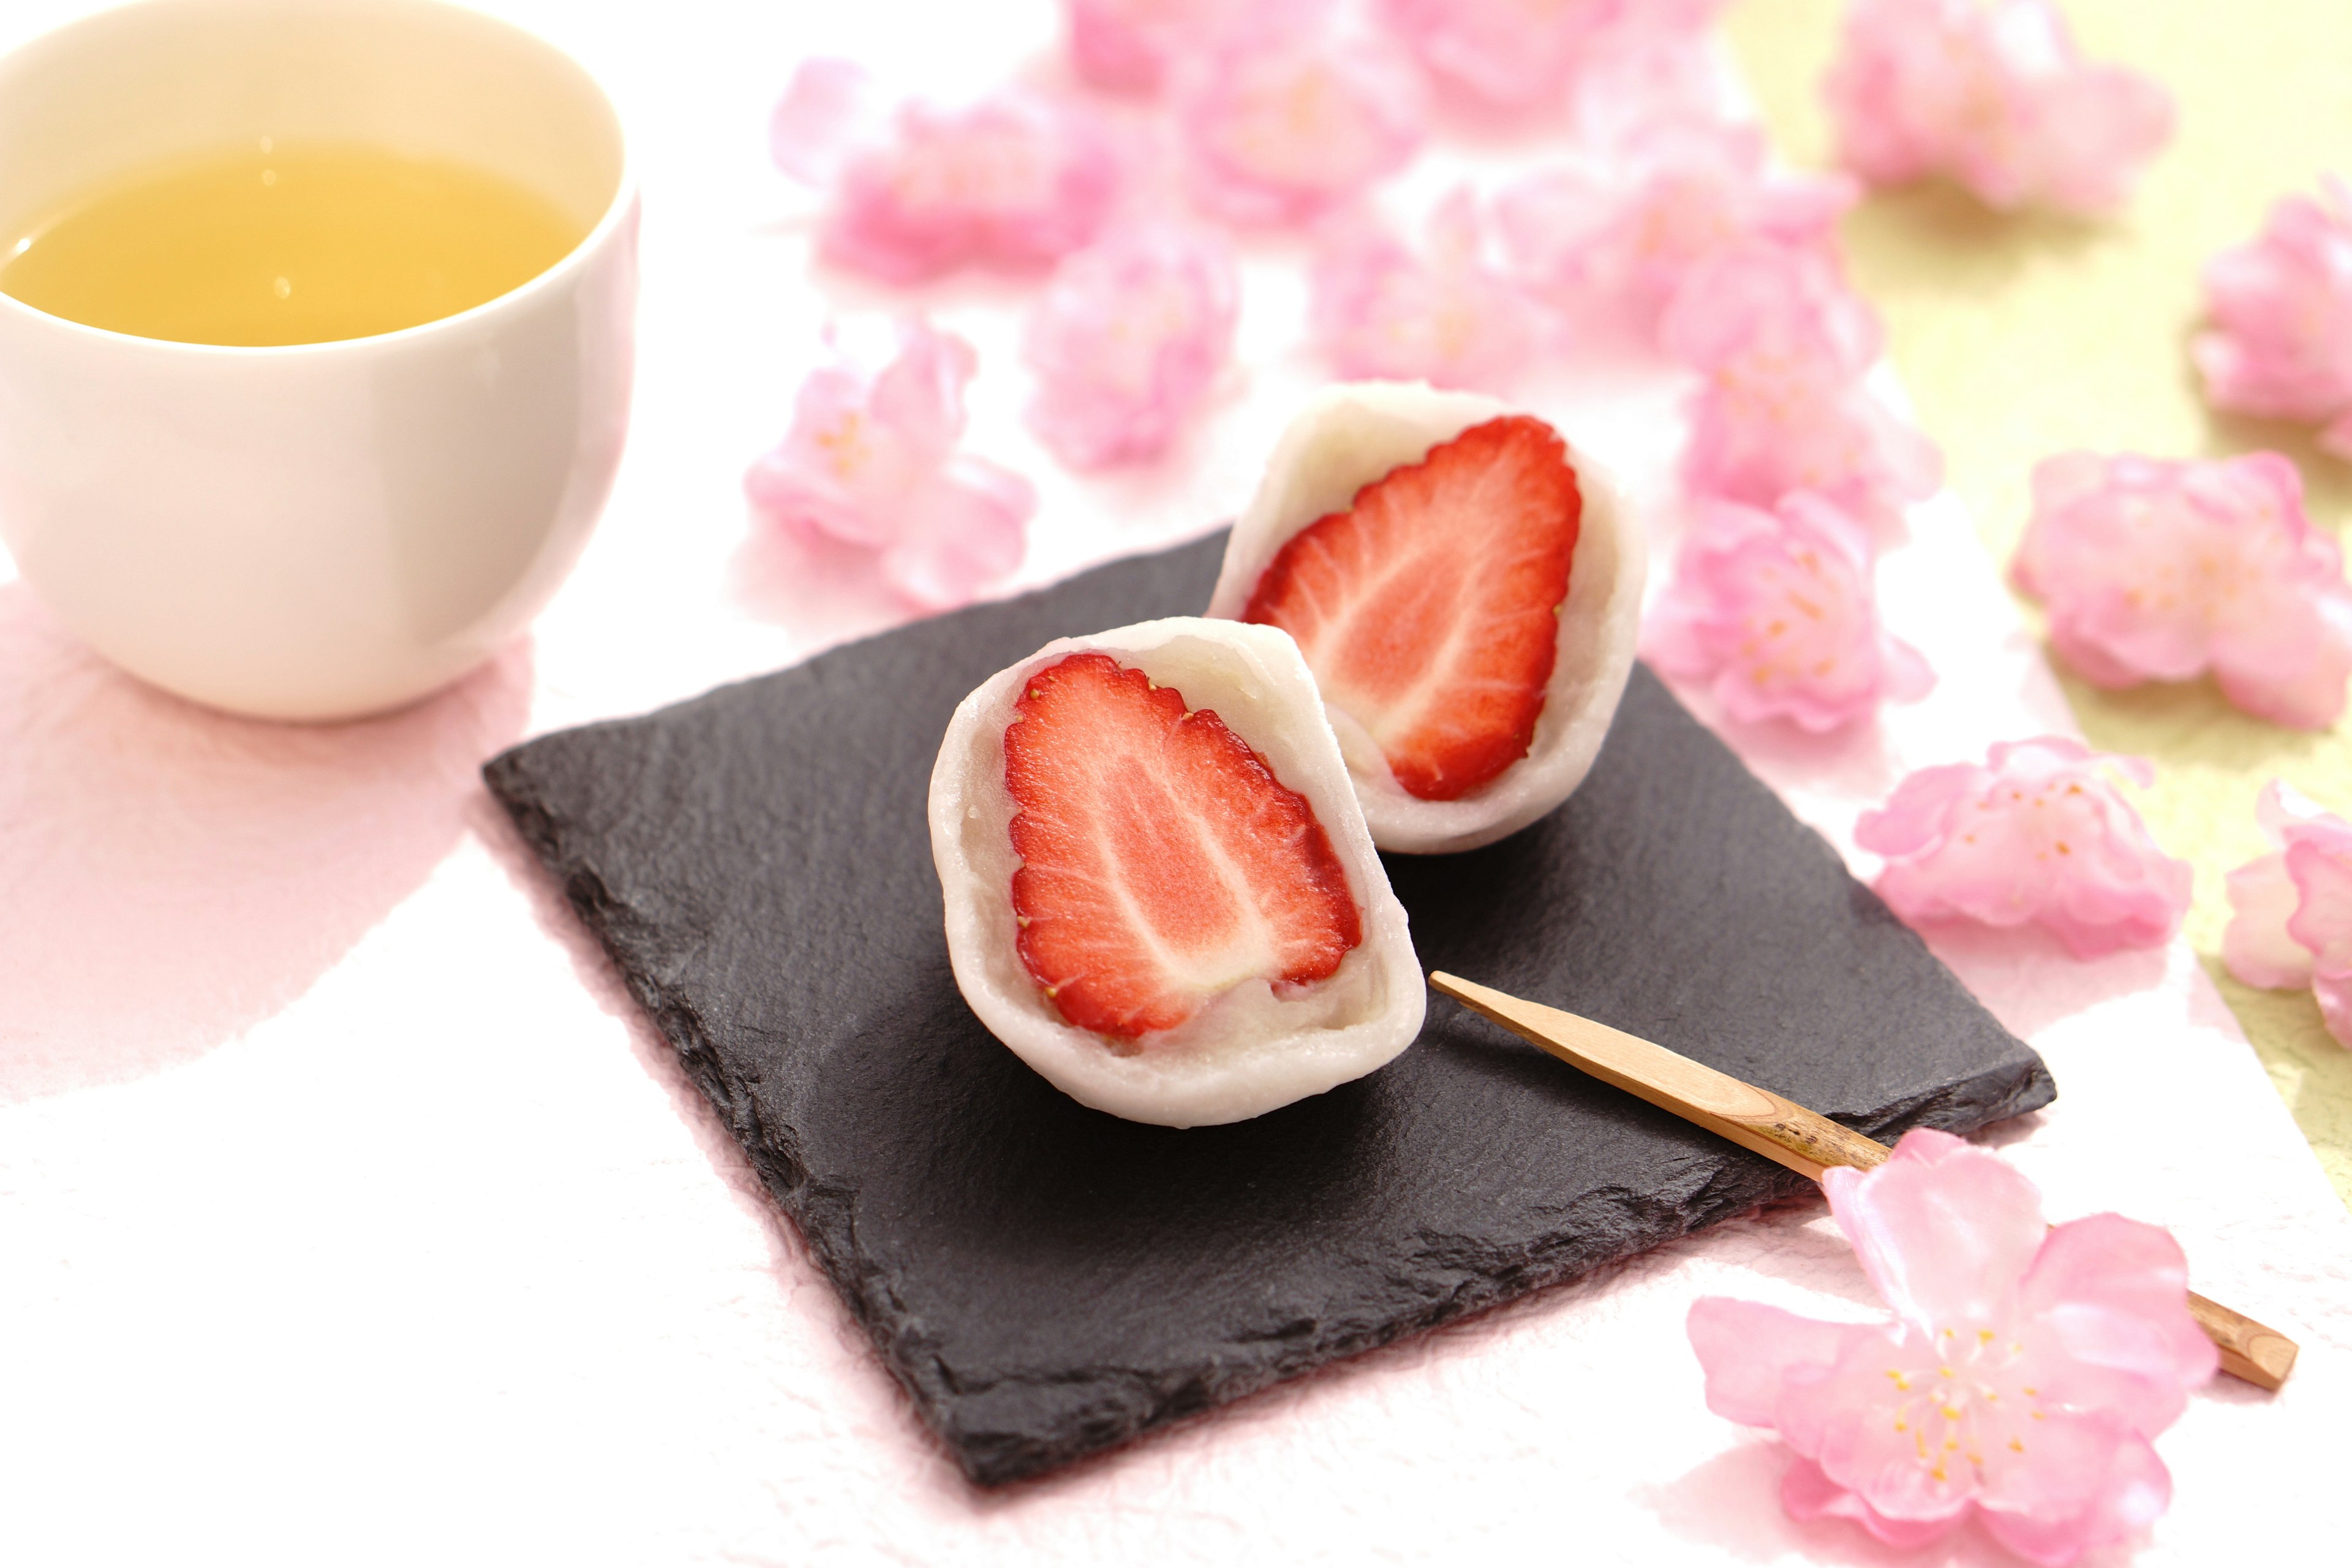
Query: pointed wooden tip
1424,971,2299,1393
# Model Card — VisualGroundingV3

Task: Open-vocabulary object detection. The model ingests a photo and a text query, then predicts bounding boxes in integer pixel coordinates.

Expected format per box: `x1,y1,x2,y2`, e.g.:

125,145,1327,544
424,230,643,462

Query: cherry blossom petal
1170,17,1427,226
2224,852,2315,991
2018,1213,2215,1437
1854,737,2192,959
1659,239,1880,374
785,78,1119,284
1976,1416,2171,1568
1308,187,1544,391
1822,1129,2044,1339
2193,176,2352,436
1063,0,1266,94
1376,0,1601,108
2013,450,2352,729
2286,836,2352,979
1823,0,2173,216
2315,971,2352,1049
1496,121,1855,331
745,319,1035,611
1691,1129,2210,1562
1642,491,1933,731
2221,781,2352,1045
878,458,1037,611
769,58,892,186
1660,245,1942,533
1781,1457,1962,1551
1686,1298,1875,1428
1022,225,1238,469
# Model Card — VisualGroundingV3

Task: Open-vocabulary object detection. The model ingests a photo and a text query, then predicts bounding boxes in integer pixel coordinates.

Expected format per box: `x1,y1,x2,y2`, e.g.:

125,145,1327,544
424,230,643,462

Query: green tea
0,139,584,346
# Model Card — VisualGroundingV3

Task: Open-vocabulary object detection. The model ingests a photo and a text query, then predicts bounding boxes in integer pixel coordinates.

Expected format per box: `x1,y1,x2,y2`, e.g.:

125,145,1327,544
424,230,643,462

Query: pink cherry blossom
1660,244,1943,533
1374,0,1716,111
1063,0,1309,95
1855,737,2192,959
1308,187,1545,391
744,318,1035,610
1643,491,1933,731
1169,16,1427,226
2012,451,2352,729
1823,0,2173,215
2193,176,2352,459
2223,781,2352,1048
1022,225,1239,469
1691,1128,2215,1565
770,59,1118,284
1496,119,1855,333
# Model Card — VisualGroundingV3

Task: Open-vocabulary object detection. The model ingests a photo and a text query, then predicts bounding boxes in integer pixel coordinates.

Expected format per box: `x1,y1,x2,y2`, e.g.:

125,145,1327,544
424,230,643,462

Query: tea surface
0,140,584,346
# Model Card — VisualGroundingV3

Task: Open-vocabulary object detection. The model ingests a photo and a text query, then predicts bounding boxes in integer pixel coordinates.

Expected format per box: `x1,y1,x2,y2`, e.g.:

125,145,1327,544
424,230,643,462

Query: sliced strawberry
1003,652,1363,1039
1240,415,1581,802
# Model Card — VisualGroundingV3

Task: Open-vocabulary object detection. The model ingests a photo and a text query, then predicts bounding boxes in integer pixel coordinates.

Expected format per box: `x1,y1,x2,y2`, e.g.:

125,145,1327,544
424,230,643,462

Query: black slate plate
484,533,2054,1487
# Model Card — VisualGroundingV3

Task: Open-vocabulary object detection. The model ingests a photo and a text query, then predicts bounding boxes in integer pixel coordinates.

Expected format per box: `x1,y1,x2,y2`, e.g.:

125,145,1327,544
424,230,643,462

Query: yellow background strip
1726,0,2352,1205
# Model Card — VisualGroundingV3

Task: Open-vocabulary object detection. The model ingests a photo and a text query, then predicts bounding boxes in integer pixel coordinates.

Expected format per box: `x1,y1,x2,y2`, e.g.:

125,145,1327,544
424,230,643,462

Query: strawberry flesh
1240,415,1581,801
1003,652,1363,1039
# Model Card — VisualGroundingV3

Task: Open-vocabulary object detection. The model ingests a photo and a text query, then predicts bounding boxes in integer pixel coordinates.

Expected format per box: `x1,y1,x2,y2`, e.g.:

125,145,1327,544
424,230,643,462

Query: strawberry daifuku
1208,383,1646,854
930,617,1423,1126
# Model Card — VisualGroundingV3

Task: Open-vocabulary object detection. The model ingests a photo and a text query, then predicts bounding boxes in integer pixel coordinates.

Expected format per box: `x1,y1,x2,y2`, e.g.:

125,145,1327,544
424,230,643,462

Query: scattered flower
1170,15,1427,226
1022,225,1240,469
1823,0,2174,215
1308,186,1545,391
2223,781,2352,1047
1375,0,1721,111
745,318,1035,609
767,56,890,186
1690,1128,2216,1566
1496,119,1855,333
2012,451,2352,729
1855,737,2192,959
1643,491,1932,731
1063,0,1256,95
770,59,1118,284
1660,244,1942,532
2193,176,2352,459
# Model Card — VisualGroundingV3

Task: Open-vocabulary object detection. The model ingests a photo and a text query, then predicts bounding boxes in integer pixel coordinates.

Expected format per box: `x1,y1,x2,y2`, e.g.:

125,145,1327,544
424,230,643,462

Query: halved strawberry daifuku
1208,383,1645,855
1003,651,1363,1038
1240,415,1581,802
930,617,1425,1126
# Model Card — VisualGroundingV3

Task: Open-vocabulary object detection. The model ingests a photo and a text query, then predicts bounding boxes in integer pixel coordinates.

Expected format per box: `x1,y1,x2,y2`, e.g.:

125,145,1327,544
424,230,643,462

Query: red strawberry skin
1003,652,1363,1039
1240,415,1581,801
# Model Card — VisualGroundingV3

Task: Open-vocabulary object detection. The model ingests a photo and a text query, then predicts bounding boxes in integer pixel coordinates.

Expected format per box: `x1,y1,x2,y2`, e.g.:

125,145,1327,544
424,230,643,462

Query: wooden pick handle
1430,971,2298,1392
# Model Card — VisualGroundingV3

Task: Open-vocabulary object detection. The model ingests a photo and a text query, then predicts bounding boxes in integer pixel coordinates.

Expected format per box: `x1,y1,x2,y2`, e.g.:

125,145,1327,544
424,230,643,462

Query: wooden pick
1428,971,2299,1392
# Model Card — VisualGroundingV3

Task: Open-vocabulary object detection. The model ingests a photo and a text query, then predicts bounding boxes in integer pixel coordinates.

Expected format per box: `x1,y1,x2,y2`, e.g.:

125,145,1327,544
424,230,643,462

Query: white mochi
1205,381,1648,854
928,617,1425,1128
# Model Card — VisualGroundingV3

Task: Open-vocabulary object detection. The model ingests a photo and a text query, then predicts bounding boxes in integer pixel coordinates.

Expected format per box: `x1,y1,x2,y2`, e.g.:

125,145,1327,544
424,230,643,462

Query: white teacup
0,0,636,720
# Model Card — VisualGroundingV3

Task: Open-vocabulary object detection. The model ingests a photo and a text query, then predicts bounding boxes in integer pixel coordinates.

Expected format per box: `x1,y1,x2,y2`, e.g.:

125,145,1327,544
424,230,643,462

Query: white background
3,2,2348,1564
